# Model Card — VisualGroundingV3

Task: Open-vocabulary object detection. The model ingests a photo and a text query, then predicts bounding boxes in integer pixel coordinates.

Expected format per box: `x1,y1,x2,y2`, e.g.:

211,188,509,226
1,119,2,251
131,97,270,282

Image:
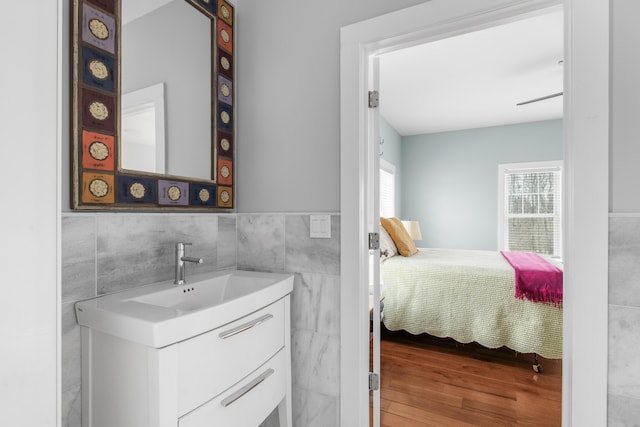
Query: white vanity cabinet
80,296,292,427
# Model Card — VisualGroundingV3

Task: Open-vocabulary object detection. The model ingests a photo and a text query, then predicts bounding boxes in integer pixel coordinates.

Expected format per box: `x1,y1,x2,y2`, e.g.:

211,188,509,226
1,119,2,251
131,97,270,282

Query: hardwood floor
373,328,562,426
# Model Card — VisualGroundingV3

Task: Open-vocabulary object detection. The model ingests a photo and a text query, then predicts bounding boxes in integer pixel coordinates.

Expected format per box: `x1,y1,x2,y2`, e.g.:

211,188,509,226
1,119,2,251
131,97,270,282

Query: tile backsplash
608,214,640,426
62,212,640,426
238,214,341,426
60,212,640,426
61,212,340,427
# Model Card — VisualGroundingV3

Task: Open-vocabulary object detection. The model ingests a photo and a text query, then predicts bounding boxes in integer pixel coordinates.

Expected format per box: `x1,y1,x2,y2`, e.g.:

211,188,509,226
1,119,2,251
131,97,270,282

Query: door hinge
368,232,380,250
368,90,379,108
369,372,380,391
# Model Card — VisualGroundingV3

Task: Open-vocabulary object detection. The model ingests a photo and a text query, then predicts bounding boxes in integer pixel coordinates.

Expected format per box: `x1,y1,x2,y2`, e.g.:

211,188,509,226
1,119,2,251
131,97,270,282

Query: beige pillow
380,217,418,257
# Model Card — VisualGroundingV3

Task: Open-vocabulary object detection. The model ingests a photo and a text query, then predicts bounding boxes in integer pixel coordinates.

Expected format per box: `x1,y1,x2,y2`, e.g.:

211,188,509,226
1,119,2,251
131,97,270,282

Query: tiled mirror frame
71,0,235,211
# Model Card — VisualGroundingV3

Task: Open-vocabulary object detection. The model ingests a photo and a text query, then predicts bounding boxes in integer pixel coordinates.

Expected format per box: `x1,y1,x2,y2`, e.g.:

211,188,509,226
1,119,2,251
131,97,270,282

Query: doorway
375,9,564,424
340,1,609,426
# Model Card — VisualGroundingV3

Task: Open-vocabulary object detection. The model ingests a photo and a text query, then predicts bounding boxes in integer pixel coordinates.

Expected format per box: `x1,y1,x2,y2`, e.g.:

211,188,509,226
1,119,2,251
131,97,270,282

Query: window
380,159,396,218
498,161,562,257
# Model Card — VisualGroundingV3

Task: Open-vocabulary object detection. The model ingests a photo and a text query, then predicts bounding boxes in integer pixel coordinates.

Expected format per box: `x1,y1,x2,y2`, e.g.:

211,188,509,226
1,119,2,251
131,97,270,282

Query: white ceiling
379,9,564,136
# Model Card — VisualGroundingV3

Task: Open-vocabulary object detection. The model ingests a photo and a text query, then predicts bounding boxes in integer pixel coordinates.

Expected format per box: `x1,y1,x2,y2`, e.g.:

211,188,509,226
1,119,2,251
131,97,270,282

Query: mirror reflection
121,0,211,180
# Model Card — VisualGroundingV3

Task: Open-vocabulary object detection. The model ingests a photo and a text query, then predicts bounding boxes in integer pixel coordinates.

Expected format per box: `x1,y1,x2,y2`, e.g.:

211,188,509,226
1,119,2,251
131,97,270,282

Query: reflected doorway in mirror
121,82,166,175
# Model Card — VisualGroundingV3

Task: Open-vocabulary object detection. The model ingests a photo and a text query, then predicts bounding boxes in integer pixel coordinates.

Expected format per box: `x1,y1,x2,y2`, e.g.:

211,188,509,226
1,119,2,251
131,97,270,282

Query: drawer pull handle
218,314,274,339
220,368,275,408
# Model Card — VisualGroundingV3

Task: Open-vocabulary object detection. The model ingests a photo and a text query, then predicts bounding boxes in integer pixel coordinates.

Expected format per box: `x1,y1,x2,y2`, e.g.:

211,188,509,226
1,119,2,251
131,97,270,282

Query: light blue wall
380,116,402,217
401,119,563,250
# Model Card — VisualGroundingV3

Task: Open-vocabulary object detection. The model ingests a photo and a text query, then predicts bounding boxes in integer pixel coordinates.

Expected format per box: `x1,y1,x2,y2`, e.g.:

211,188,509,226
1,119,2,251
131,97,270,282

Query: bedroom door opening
374,7,564,426
341,1,609,426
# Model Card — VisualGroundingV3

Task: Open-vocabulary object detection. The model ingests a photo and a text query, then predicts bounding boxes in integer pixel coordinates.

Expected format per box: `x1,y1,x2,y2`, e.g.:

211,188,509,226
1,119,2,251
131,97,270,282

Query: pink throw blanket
500,251,563,306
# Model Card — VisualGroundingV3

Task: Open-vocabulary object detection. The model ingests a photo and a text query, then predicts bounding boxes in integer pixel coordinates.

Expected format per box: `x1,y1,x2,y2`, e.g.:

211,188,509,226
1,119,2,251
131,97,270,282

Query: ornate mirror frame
71,0,235,211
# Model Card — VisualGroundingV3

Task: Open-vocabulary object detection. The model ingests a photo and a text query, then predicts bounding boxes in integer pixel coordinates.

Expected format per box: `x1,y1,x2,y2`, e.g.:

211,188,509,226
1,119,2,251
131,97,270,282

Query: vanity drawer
177,299,285,414
179,349,287,427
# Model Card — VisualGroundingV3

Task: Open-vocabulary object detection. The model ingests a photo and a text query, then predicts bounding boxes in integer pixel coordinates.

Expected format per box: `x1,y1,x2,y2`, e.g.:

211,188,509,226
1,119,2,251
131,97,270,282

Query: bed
380,247,563,359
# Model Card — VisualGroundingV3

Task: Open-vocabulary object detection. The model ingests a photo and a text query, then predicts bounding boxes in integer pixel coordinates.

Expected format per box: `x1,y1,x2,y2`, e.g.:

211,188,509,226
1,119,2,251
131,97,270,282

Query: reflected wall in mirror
122,1,210,180
72,0,235,210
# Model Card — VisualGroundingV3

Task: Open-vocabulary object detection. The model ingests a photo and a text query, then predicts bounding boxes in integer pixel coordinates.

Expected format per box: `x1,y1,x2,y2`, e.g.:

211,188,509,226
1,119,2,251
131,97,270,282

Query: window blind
500,162,562,258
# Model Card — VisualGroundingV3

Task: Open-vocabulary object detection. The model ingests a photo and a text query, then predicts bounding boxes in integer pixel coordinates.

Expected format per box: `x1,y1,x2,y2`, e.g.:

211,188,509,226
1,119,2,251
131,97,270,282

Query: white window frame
379,158,396,218
498,160,563,257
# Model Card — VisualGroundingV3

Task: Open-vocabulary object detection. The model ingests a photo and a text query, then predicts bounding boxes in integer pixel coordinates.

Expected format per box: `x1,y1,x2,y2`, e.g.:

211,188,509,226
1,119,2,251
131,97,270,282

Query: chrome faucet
174,242,203,285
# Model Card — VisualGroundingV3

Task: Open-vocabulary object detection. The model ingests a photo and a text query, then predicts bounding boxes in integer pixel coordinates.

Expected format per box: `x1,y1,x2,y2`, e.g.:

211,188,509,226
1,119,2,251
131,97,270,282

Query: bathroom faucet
175,242,203,285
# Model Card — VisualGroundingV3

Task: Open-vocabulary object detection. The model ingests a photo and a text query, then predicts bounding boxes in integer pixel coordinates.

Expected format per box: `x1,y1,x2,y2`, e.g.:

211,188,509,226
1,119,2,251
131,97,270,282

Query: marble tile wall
239,214,341,427
608,214,640,426
61,213,236,427
61,211,640,426
61,212,340,427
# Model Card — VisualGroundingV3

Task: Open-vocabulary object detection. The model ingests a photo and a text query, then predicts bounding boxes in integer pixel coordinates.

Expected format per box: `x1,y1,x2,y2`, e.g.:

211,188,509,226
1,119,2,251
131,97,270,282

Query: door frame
339,1,609,426
2,0,62,424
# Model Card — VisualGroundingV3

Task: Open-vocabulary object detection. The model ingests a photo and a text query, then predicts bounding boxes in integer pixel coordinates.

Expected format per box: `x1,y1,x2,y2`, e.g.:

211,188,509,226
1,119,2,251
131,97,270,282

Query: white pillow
379,226,398,261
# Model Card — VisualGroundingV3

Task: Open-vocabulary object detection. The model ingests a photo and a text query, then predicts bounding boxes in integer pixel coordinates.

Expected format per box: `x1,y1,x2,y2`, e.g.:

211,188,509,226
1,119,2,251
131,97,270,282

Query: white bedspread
381,248,563,358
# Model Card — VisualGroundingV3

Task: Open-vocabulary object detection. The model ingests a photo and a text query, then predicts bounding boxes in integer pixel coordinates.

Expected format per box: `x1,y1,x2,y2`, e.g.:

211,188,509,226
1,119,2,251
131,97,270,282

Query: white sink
75,270,294,348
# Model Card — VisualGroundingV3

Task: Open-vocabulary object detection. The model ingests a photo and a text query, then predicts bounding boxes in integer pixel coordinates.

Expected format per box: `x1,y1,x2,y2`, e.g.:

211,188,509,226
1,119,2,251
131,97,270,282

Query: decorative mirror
71,0,235,210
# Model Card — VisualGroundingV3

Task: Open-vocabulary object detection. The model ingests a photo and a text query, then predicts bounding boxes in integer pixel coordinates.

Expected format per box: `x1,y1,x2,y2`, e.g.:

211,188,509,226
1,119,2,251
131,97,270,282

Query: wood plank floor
373,328,562,427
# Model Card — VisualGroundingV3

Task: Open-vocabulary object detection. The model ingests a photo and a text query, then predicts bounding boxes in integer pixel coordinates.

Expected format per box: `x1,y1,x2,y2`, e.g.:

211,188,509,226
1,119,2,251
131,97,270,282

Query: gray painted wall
380,116,403,217
401,119,563,250
611,0,640,212
236,0,428,212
